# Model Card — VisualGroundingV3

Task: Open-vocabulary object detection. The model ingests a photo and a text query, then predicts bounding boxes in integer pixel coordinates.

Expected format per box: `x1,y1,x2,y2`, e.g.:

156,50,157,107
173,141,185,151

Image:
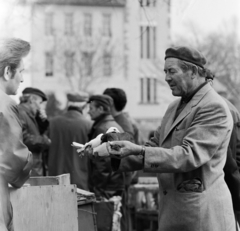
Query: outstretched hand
107,140,142,159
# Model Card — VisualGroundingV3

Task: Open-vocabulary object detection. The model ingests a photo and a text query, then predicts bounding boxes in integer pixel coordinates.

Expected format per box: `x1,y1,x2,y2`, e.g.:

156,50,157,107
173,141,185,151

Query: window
82,52,93,76
140,26,156,59
103,53,112,77
65,52,74,77
84,13,92,36
102,14,111,37
139,0,156,7
65,13,73,36
45,53,54,77
45,13,54,36
140,77,157,103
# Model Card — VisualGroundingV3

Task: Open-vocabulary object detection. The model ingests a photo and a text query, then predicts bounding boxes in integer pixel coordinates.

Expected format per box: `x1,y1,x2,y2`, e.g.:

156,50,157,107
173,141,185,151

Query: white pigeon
72,127,120,155
106,127,120,134
85,133,103,149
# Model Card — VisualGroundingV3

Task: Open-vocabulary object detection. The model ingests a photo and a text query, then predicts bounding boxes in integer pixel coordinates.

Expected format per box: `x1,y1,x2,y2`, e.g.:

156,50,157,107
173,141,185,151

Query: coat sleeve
22,131,50,153
143,100,233,172
0,110,33,188
20,113,51,153
111,126,161,172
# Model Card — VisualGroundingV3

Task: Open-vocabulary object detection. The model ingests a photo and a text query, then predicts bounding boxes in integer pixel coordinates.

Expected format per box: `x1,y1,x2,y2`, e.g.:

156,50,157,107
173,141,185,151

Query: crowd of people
1,37,240,231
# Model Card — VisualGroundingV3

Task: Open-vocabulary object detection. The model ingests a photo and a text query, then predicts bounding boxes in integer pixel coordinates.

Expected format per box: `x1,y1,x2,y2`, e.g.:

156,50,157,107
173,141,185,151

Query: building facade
12,0,173,131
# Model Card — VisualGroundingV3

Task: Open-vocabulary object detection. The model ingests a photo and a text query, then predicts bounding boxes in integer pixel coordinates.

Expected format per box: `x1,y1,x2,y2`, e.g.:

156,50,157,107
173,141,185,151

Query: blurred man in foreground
105,47,235,230
48,93,91,190
18,87,50,176
0,38,33,231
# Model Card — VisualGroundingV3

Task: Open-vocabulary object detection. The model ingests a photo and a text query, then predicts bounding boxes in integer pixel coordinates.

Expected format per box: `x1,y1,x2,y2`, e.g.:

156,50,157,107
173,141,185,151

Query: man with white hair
48,93,92,190
0,38,33,231
18,87,51,176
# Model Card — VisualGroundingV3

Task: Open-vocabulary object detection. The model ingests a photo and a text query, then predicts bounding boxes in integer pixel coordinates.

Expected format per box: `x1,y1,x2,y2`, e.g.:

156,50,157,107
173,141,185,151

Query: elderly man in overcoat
0,38,33,231
105,47,235,230
18,87,50,176
48,93,92,190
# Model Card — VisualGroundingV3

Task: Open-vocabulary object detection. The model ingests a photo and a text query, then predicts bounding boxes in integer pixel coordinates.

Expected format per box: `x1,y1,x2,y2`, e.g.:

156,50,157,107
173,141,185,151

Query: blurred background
1,0,240,142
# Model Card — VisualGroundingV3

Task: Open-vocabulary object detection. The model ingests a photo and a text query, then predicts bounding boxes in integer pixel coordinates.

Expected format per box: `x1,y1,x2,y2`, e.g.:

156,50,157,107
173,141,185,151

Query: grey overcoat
117,83,235,231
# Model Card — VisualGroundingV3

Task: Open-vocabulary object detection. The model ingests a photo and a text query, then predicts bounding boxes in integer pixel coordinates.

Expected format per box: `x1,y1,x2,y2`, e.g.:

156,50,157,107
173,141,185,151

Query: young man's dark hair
103,88,127,111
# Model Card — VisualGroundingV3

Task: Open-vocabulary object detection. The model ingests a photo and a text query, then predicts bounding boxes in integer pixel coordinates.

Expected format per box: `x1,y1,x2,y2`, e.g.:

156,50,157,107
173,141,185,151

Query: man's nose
20,74,24,83
165,73,171,82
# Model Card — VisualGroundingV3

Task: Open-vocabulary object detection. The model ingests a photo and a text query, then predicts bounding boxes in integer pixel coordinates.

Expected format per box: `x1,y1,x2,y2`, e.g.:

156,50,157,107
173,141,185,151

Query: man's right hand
108,141,142,159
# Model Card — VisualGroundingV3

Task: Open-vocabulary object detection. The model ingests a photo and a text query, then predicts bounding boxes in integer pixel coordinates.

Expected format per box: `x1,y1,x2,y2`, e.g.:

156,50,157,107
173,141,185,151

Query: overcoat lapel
160,83,212,145
160,100,179,145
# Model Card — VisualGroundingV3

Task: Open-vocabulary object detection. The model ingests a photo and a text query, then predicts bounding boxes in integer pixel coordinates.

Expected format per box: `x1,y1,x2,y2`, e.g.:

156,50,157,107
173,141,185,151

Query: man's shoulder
98,115,123,132
0,93,17,111
51,114,92,128
115,113,134,134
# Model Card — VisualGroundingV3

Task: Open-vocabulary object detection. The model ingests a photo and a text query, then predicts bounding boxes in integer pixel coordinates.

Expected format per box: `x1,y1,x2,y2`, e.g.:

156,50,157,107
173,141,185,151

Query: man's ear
99,105,104,113
3,66,12,81
191,66,198,79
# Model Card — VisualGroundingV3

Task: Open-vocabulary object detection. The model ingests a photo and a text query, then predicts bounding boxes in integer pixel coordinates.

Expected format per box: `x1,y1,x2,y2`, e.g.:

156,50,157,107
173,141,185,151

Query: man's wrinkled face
164,58,193,97
7,60,24,95
88,101,103,121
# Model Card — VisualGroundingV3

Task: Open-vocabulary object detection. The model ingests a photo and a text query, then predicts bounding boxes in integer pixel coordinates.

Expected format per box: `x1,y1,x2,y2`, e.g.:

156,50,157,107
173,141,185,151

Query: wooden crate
10,174,96,231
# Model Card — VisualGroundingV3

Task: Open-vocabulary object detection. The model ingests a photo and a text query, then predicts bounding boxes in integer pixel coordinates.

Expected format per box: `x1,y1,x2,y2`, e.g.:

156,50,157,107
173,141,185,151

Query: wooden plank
26,174,71,186
130,184,159,192
56,174,71,185
138,177,158,184
10,185,78,231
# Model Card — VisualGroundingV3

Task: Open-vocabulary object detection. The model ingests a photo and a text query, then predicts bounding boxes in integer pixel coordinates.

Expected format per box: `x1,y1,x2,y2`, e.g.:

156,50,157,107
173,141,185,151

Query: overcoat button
163,190,167,195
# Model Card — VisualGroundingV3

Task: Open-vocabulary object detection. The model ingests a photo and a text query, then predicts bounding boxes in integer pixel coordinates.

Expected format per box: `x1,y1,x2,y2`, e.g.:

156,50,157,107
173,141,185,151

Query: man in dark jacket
0,38,33,231
18,87,51,176
88,94,124,199
103,88,135,231
48,93,92,190
206,69,240,229
224,99,240,229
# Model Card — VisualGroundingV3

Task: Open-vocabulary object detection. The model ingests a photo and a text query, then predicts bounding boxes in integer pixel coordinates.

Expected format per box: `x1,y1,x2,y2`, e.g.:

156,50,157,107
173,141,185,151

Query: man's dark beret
88,94,113,108
165,46,206,68
67,93,88,102
22,87,47,101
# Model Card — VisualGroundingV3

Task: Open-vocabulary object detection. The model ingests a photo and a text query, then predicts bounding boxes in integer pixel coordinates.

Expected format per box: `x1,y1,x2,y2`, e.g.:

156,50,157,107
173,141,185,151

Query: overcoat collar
92,114,114,129
64,108,83,118
160,82,212,145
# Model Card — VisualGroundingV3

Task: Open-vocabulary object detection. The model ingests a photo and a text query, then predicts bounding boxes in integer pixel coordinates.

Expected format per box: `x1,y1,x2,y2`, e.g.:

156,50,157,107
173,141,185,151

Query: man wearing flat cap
48,93,92,190
18,87,51,176
87,94,125,200
106,46,235,230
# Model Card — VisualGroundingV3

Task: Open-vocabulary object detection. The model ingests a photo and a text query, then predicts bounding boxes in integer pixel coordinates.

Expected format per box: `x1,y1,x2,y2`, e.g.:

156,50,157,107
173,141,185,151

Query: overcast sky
171,0,240,37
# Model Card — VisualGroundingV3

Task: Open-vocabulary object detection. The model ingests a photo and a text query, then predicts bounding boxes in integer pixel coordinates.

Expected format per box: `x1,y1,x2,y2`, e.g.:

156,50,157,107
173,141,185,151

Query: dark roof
28,0,126,7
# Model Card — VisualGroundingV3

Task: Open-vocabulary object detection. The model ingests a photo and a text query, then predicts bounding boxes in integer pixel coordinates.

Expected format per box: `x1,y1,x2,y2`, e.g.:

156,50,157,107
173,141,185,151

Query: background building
14,0,173,136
